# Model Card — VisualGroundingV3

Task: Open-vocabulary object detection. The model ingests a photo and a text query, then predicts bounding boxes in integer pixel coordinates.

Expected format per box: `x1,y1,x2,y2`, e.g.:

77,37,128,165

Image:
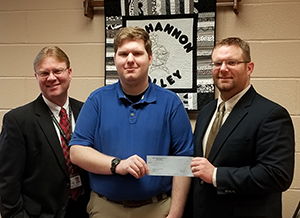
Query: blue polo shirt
70,78,193,201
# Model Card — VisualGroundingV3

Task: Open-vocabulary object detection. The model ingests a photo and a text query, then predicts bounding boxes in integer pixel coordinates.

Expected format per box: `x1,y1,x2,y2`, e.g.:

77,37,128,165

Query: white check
147,155,194,177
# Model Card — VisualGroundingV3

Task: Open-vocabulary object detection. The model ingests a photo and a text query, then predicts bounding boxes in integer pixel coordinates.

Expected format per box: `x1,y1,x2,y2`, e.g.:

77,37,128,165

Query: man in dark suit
191,37,295,218
0,46,89,218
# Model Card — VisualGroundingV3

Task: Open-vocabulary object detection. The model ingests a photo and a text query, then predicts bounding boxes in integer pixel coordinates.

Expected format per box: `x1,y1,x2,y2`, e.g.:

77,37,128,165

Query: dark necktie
205,102,226,158
59,107,83,201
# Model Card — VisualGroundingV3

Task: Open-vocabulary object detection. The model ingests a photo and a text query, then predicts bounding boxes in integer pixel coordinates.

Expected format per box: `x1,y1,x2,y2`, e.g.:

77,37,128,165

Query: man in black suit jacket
191,37,294,218
0,46,89,218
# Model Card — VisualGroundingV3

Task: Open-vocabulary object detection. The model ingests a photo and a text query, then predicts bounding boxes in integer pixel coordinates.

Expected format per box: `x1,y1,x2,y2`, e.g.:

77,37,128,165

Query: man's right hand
115,154,149,178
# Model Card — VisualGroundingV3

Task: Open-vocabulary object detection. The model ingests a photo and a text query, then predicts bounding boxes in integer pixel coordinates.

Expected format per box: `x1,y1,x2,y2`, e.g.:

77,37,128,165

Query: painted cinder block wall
0,0,299,217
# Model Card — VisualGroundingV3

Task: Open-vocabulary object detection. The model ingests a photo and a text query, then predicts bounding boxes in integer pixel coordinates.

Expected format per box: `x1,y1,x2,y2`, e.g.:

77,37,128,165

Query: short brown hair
33,46,70,71
213,37,251,62
113,27,152,56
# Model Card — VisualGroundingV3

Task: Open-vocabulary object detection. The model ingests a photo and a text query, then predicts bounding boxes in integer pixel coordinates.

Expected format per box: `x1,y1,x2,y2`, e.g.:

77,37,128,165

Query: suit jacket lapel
34,94,69,177
69,98,81,120
194,100,217,157
208,86,256,162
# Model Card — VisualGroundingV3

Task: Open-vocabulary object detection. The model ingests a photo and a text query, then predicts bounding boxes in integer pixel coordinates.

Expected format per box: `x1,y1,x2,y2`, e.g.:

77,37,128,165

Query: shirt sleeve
69,96,99,147
169,99,194,156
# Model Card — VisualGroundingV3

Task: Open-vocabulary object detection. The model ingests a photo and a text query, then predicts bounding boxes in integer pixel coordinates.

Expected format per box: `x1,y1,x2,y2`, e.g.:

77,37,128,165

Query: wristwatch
110,157,121,174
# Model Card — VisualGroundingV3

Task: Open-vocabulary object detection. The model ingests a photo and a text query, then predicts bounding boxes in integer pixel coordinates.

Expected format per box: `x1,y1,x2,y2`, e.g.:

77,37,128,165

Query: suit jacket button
62,206,67,211
66,182,70,188
200,180,204,185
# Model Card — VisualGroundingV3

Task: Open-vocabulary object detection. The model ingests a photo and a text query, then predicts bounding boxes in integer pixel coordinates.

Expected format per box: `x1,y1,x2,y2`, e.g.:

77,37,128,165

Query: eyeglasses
36,68,68,78
211,60,250,69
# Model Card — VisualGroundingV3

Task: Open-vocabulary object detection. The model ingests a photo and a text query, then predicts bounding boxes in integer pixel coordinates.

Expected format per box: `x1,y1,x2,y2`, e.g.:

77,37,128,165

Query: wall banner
105,0,216,110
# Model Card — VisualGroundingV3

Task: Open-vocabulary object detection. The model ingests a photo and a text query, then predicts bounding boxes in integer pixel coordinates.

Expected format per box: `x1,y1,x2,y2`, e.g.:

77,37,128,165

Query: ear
68,68,73,80
148,53,153,66
247,61,254,76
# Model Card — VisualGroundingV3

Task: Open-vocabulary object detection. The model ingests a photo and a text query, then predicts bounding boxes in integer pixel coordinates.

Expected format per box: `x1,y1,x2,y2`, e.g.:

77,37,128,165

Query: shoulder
2,98,39,125
88,83,118,99
255,94,291,120
69,97,84,107
151,83,181,102
232,86,286,112
251,91,287,112
6,98,37,115
234,88,291,122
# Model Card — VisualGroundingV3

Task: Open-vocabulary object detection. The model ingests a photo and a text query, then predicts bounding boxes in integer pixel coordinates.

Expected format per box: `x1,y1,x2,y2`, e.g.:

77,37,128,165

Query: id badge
70,174,82,189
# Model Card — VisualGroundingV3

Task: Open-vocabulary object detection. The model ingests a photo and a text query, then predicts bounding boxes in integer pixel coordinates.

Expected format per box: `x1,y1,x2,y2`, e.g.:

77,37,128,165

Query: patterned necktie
59,107,83,201
205,102,226,158
59,108,72,173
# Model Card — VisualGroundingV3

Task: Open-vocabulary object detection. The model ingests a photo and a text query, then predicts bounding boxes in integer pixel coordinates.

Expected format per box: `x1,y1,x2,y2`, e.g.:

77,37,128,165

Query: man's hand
191,157,215,184
115,154,149,178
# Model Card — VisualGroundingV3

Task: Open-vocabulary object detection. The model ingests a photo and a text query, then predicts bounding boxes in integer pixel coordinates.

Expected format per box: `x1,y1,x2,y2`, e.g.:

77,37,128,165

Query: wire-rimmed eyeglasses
36,68,68,78
211,60,250,69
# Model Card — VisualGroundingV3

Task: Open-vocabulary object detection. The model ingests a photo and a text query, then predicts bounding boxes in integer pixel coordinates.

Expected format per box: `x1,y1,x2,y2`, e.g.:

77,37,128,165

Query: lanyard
49,105,73,144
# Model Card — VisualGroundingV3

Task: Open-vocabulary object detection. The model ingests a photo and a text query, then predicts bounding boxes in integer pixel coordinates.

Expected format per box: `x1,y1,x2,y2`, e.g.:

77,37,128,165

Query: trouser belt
97,193,168,208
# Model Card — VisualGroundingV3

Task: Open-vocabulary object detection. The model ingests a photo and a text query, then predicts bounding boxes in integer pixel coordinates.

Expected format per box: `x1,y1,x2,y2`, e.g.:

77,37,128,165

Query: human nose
126,53,134,62
220,61,228,70
47,71,57,80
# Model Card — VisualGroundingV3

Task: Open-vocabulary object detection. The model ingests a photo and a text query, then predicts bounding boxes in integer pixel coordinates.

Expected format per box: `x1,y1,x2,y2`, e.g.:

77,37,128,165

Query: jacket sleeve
216,105,295,195
0,112,29,218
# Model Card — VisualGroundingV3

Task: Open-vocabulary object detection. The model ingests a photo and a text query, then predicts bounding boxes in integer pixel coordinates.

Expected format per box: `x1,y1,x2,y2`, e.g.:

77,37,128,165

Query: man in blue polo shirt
69,26,193,218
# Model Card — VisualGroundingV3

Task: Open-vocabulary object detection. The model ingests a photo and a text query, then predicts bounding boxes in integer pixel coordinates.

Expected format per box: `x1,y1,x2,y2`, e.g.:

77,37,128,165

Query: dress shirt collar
218,84,251,113
42,95,70,119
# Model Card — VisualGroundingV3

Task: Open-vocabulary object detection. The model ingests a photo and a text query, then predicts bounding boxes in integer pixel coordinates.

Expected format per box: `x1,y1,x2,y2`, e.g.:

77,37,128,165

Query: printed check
147,155,194,177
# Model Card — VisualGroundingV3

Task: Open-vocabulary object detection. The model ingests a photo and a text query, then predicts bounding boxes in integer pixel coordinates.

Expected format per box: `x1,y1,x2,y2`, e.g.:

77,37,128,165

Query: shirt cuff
212,167,217,187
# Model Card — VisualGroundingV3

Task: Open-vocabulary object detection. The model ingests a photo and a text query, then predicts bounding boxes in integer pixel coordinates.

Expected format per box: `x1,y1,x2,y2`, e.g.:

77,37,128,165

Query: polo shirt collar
117,77,156,104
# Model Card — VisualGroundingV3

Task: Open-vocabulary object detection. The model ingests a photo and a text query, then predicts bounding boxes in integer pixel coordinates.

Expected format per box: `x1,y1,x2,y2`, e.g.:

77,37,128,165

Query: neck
47,96,68,107
121,80,149,96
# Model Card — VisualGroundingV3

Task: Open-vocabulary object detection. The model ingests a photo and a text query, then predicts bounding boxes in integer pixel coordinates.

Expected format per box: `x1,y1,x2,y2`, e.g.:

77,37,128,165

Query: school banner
105,0,216,110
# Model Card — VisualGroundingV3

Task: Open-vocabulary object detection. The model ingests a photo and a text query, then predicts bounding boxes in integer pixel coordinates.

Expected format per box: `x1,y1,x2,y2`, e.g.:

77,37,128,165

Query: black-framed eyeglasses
36,68,68,78
211,60,250,68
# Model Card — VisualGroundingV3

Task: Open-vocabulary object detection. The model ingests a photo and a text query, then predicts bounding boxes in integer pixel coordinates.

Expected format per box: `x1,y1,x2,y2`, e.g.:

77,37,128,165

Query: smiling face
114,39,153,94
211,45,254,101
35,56,72,106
